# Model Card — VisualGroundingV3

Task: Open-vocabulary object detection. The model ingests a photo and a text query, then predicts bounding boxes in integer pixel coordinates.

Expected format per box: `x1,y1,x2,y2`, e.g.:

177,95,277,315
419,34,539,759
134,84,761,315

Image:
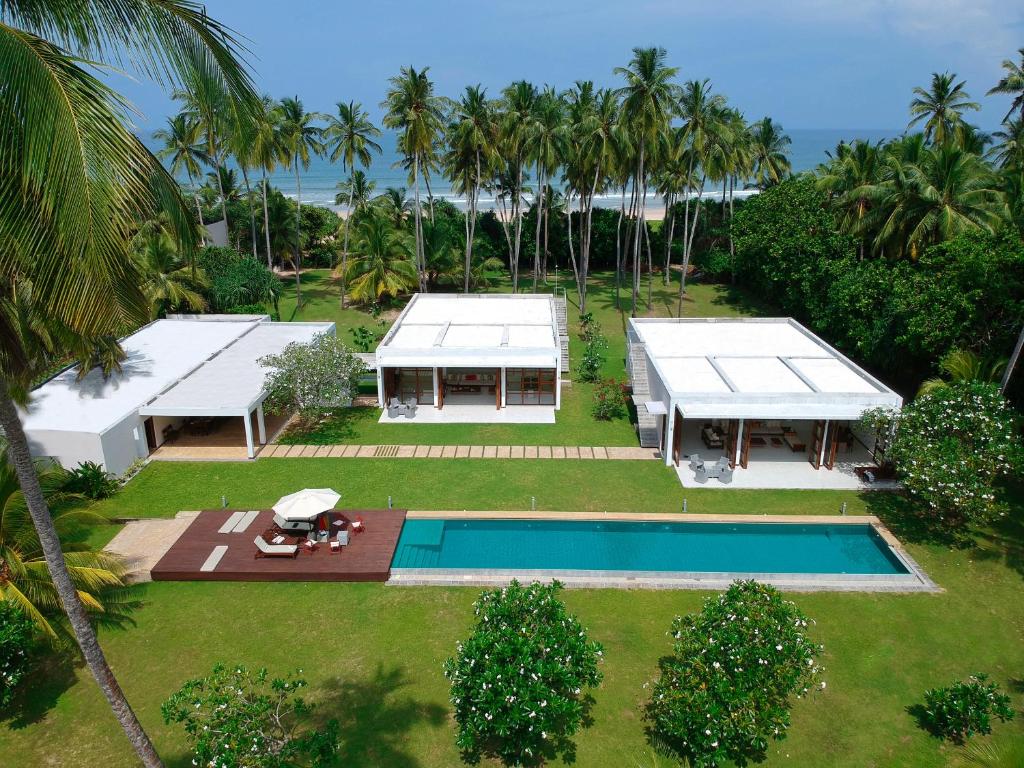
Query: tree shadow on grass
859,491,963,547
964,503,1024,581
1,654,79,729
316,664,447,767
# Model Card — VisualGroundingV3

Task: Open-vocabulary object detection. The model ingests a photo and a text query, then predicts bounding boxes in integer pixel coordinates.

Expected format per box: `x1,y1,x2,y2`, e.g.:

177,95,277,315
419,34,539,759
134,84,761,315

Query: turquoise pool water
391,519,909,575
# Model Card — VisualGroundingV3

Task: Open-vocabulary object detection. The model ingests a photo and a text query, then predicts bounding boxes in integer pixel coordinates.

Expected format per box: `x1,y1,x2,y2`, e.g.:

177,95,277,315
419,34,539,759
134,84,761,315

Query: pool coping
389,511,940,593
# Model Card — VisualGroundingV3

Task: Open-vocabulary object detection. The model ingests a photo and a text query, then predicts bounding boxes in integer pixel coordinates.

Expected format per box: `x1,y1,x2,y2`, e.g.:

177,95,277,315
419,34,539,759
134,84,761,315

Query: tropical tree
277,96,325,307
131,216,209,317
918,348,1007,395
153,114,210,235
446,85,496,292
987,49,1024,122
174,74,232,229
990,117,1024,172
816,139,883,259
498,81,539,291
372,186,414,230
334,170,376,220
0,4,255,762
250,95,284,268
0,445,130,641
324,100,382,304
909,72,981,146
749,116,792,188
382,66,448,292
526,87,565,291
615,47,681,314
345,212,418,303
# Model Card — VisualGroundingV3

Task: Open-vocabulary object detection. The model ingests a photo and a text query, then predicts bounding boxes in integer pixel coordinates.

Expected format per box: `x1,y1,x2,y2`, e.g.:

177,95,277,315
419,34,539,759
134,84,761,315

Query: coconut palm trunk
210,134,228,230
261,173,273,270
728,175,736,283
579,164,600,313
0,385,163,768
631,144,646,316
663,191,675,285
340,183,355,308
293,159,303,307
512,161,524,293
413,153,426,291
677,177,706,316
464,147,481,293
240,165,257,259
566,194,580,295
532,170,545,292
614,184,625,309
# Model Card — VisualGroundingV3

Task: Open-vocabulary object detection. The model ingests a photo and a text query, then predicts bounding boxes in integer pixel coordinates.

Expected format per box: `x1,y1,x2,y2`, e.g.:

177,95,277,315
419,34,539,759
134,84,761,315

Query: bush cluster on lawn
920,674,1015,743
162,663,338,768
64,460,119,500
198,246,282,314
0,602,36,710
260,333,366,425
646,580,823,768
592,378,628,420
864,382,1020,537
444,581,604,766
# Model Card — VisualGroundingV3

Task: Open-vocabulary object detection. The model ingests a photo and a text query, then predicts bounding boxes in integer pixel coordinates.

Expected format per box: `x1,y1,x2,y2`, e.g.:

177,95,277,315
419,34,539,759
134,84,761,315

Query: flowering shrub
920,674,1015,742
161,663,338,768
646,580,823,768
444,580,604,766
260,333,366,425
578,312,602,343
866,382,1019,535
0,602,35,710
592,378,627,420
577,335,607,383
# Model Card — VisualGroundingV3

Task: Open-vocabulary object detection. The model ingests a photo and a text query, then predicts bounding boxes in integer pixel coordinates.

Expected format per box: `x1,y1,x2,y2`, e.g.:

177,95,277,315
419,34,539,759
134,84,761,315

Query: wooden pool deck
150,509,407,582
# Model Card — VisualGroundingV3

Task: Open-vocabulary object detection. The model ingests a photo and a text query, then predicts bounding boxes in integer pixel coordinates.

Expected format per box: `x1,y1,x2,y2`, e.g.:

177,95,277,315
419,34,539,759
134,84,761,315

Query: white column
554,367,561,410
256,404,267,445
733,418,744,467
242,412,255,459
818,419,830,470
500,367,507,408
664,404,675,466
376,367,384,407
433,367,441,409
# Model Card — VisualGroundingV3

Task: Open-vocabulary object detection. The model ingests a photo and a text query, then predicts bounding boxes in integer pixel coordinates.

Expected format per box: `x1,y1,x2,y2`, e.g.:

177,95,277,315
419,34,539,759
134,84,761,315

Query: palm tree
324,101,382,304
990,117,1024,171
0,4,254,765
615,47,682,315
749,116,791,188
952,737,1024,768
864,143,1007,257
153,114,210,236
277,96,325,308
174,74,233,230
382,66,448,292
335,170,376,218
816,139,883,258
918,348,1007,395
447,85,496,293
529,88,565,290
345,213,419,303
229,118,261,259
251,95,285,268
987,49,1024,122
0,446,132,641
131,216,209,317
373,187,414,230
498,81,539,292
909,72,980,146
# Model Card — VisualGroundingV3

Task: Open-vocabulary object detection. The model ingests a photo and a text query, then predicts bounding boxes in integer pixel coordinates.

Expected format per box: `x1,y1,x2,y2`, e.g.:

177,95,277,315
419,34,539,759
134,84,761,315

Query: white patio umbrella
272,488,341,521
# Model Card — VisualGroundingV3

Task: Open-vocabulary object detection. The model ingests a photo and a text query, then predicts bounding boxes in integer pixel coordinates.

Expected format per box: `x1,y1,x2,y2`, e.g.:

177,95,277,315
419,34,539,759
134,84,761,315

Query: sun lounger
218,511,245,534
233,510,260,533
200,545,228,572
254,535,298,559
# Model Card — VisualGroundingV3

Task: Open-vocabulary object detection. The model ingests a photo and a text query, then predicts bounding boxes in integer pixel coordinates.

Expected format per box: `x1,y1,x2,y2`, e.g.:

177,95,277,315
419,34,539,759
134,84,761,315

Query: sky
115,0,1024,132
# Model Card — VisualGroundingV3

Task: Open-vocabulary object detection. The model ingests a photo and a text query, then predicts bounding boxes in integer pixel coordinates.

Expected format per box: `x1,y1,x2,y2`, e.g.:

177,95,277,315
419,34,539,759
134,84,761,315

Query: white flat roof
21,318,261,433
139,322,333,417
377,293,559,368
630,317,902,419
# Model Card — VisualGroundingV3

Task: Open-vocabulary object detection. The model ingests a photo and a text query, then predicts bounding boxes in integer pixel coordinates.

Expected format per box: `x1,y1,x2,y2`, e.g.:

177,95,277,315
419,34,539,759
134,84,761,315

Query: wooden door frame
143,417,157,455
739,420,752,469
809,419,825,469
494,367,501,410
726,419,739,468
824,420,840,470
437,367,445,409
672,408,683,466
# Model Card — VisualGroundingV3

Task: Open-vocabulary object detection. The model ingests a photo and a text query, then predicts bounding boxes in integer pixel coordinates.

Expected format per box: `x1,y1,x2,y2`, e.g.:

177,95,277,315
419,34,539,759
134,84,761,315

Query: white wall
24,428,106,471
99,414,150,476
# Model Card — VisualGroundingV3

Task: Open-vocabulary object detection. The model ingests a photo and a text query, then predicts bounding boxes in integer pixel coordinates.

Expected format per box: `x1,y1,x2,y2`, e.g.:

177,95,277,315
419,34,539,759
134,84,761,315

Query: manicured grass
5,468,1024,767
88,458,873,522
275,270,769,446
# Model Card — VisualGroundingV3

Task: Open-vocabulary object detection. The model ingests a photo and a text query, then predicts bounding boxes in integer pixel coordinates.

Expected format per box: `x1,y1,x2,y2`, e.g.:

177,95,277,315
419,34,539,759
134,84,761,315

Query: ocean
146,127,903,210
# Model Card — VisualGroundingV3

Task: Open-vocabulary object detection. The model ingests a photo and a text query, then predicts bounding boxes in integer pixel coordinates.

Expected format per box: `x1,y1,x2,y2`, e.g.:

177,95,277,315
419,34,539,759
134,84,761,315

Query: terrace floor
150,508,407,582
379,402,556,425
150,413,291,461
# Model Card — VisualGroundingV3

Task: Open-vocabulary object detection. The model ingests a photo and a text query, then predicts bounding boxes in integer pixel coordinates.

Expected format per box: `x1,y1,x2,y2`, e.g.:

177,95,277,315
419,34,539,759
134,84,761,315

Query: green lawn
5,459,1024,768
274,270,769,446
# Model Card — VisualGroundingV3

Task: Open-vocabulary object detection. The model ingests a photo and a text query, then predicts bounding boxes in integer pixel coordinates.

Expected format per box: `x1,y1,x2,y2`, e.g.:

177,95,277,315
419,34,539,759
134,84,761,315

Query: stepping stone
469,446,484,458
563,447,580,459
578,447,594,459
524,446,538,459
496,446,511,458
356,445,377,457
396,445,417,458
414,445,431,458
537,446,552,459
299,445,319,458
551,446,566,459
199,545,228,573
482,446,497,458
510,446,525,459
441,446,457,458
327,445,347,458
427,445,444,458
341,444,361,457
313,446,332,457
592,447,608,459
455,446,470,458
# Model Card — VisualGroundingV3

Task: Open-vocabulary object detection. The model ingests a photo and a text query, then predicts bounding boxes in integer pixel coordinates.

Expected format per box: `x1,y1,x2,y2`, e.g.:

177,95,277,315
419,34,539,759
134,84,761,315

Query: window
506,368,555,405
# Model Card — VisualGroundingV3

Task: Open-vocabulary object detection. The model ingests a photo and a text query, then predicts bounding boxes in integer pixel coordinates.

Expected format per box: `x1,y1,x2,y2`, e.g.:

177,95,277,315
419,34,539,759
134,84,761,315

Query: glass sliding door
397,367,435,405
506,368,556,405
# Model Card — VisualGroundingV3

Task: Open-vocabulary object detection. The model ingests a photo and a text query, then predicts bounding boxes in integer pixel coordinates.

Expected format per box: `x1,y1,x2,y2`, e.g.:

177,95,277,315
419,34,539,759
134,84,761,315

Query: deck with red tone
150,509,407,582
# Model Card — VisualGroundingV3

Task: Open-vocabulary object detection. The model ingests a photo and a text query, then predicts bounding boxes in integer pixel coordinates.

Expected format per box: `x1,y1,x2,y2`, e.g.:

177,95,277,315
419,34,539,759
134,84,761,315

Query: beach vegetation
444,581,604,766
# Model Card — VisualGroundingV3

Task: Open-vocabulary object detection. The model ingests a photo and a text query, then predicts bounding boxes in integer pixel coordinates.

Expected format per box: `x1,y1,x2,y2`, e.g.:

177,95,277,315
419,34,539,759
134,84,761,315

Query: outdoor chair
404,398,417,418
719,465,734,483
688,453,703,471
387,399,400,418
330,529,350,553
695,464,709,482
253,535,298,559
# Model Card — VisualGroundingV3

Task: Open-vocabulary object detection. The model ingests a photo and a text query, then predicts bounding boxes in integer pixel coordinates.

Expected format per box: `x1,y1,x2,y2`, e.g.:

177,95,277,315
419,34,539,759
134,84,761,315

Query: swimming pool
392,517,909,574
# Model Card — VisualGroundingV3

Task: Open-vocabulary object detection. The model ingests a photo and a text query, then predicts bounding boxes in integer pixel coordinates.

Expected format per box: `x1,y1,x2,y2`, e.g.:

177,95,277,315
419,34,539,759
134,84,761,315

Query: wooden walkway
151,509,406,582
261,444,659,460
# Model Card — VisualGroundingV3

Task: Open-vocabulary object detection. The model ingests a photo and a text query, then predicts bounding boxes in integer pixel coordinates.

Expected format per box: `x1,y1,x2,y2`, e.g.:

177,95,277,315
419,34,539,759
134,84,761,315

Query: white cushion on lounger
218,511,245,534
254,536,297,555
233,510,260,533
